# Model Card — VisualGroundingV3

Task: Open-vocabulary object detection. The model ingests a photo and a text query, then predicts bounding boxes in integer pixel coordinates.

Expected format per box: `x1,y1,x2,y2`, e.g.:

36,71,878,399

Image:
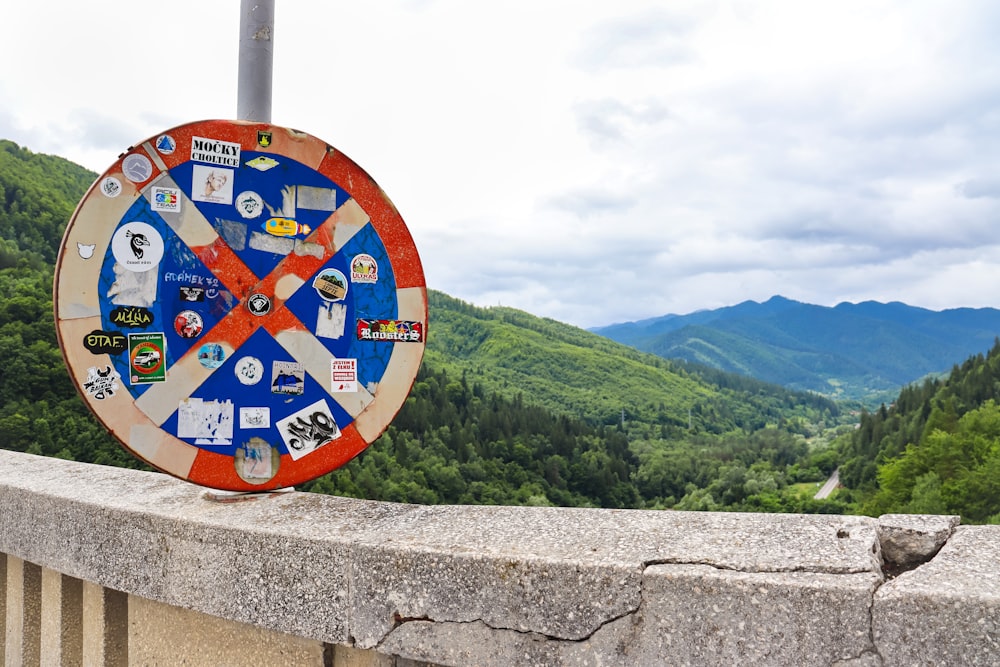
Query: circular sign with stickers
54,120,427,491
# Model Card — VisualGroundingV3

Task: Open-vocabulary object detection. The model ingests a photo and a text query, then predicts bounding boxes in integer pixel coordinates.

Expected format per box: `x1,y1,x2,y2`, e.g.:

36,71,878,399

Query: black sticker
83,330,127,354
110,306,154,329
179,286,205,302
247,293,271,316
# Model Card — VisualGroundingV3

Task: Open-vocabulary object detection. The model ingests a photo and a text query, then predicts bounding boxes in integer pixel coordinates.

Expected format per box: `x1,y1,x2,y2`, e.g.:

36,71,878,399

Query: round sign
54,119,427,491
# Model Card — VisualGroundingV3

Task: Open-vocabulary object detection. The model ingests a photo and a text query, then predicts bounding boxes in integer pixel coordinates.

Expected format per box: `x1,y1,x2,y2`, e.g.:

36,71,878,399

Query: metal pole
237,0,274,122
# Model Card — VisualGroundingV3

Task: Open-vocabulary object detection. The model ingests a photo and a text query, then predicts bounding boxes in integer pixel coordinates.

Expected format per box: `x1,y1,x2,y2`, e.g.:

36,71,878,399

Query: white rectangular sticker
276,399,340,461
331,358,358,393
239,407,270,429
190,136,242,167
177,398,234,444
151,186,181,213
191,164,234,205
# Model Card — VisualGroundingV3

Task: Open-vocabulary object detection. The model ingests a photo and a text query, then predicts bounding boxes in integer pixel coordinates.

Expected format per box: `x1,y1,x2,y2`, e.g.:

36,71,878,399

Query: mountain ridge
591,296,1000,403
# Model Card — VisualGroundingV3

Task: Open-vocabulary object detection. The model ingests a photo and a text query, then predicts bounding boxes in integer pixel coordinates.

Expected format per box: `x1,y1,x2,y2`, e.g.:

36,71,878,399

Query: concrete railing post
82,582,128,667
40,568,83,667
5,556,42,667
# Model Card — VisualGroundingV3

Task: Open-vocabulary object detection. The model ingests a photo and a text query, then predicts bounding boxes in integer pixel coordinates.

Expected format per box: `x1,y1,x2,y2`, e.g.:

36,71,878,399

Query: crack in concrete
858,518,960,666
640,557,875,576
369,524,960,663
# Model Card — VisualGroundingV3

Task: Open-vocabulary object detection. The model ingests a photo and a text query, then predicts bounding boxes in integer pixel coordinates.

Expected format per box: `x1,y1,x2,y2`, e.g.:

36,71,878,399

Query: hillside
423,291,838,433
837,340,1000,523
592,295,1000,404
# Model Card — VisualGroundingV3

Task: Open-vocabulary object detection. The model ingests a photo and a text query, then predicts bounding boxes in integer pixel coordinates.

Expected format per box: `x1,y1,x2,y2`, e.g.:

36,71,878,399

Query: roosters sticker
356,319,424,343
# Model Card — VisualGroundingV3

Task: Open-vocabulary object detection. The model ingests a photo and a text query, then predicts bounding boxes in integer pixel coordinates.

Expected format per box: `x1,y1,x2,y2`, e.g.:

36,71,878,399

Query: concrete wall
0,449,997,666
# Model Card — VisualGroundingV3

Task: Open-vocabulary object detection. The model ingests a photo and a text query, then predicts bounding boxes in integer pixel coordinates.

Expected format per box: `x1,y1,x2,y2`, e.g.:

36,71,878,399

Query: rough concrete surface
128,594,324,666
1,450,997,666
874,526,1000,665
380,566,881,666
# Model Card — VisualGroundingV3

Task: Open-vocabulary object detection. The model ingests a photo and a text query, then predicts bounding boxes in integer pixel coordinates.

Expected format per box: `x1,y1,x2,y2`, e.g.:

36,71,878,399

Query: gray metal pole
237,0,275,122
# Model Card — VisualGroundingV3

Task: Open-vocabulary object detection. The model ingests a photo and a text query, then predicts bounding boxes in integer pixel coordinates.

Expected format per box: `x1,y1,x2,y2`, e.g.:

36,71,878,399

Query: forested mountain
592,295,1000,404
0,141,138,468
838,340,1000,523
0,138,845,512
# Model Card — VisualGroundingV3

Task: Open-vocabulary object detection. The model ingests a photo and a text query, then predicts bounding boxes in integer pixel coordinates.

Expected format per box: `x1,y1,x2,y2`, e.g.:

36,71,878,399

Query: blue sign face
55,120,427,491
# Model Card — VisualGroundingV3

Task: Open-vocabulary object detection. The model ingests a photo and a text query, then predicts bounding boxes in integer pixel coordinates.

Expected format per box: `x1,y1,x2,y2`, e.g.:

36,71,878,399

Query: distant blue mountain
591,296,1000,403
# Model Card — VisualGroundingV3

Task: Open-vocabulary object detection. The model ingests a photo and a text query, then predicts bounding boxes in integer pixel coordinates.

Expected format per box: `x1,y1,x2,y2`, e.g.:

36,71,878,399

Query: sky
4,1,1000,328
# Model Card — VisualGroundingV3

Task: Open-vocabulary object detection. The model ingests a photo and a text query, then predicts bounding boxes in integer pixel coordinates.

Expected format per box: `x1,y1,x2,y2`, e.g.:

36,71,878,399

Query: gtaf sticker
276,399,341,461
83,330,127,355
111,222,164,273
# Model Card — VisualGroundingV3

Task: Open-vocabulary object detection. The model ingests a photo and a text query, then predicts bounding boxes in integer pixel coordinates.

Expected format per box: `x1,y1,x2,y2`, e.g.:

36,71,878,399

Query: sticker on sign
276,399,341,460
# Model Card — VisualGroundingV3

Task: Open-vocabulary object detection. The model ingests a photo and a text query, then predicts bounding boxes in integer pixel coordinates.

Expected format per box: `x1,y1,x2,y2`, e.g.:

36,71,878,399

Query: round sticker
351,254,378,283
121,153,153,183
313,268,348,302
196,343,226,369
130,342,163,375
247,293,271,316
100,176,122,198
155,134,176,155
110,222,165,272
235,191,264,219
235,356,264,385
174,311,204,339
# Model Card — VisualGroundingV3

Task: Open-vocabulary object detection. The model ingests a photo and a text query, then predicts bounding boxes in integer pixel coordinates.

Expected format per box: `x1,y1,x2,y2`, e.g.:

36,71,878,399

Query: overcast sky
4,1,1000,328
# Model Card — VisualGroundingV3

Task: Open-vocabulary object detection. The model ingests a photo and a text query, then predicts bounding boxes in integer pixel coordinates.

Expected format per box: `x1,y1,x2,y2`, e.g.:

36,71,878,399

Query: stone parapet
0,449,995,666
